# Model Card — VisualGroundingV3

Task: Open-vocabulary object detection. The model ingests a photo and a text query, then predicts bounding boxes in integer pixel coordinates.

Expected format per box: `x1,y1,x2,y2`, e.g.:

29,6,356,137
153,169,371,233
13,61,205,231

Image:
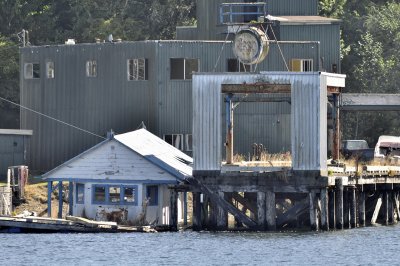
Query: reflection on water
1,224,399,265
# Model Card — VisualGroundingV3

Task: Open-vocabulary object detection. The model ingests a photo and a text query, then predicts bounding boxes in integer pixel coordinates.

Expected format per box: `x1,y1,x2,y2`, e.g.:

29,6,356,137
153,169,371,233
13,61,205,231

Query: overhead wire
268,24,289,71
0,96,106,140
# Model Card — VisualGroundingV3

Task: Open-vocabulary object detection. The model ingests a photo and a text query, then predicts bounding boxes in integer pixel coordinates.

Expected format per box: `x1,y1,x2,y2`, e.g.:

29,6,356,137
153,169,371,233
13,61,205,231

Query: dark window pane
170,58,185,79
94,186,106,202
185,59,199,80
77,183,84,203
146,186,158,206
124,187,135,203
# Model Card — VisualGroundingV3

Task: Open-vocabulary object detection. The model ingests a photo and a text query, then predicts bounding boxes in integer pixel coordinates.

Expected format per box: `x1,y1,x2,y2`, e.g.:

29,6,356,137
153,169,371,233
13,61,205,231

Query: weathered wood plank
320,188,329,230
359,191,366,227
335,178,344,229
221,83,291,94
309,192,318,231
276,199,308,227
257,192,266,229
192,192,202,231
265,190,276,230
232,192,257,214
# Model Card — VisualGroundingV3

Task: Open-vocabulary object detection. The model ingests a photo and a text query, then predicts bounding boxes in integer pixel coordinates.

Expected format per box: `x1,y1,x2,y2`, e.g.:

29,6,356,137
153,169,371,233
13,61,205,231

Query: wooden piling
388,191,394,224
383,191,389,225
257,191,266,230
393,192,400,223
265,190,276,230
343,187,349,229
309,191,319,231
371,194,382,225
349,186,357,228
320,188,329,231
192,192,202,231
335,178,344,229
328,189,335,230
216,192,228,230
359,190,366,227
169,189,178,231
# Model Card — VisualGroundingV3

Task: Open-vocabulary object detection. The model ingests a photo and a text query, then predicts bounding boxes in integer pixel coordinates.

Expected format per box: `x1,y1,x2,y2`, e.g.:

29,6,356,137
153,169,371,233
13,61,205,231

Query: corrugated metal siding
20,42,158,172
280,24,341,73
0,134,30,179
266,0,318,16
193,72,329,171
176,27,198,40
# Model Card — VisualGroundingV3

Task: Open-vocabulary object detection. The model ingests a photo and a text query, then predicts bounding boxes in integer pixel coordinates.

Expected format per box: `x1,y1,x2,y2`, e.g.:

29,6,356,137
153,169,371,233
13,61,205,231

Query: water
1,225,400,265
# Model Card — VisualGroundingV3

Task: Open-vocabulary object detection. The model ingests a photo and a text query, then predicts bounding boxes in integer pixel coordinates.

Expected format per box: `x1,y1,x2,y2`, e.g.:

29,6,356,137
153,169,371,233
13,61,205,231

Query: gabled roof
43,128,192,181
115,129,192,180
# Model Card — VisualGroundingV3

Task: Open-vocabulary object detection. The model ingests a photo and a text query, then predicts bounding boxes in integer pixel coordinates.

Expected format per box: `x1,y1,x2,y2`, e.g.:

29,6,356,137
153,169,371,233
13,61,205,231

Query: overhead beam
341,93,400,111
221,83,291,94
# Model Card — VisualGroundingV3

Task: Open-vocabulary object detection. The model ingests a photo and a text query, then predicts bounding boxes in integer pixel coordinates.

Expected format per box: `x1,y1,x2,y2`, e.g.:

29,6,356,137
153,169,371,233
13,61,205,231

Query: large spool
233,27,269,65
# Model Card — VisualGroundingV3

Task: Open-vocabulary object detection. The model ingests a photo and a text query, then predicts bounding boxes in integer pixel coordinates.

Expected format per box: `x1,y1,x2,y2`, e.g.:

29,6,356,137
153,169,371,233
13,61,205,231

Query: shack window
76,183,85,204
86,60,97,77
163,134,184,150
123,187,136,203
46,61,54,79
127,58,148,80
227,59,250,72
24,63,40,79
93,186,106,203
170,58,199,80
185,134,193,151
146,185,158,206
109,186,121,203
291,59,313,72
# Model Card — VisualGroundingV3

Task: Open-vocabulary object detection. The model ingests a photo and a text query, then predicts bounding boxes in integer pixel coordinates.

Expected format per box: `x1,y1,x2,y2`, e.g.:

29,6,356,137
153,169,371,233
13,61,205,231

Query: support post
320,188,329,231
68,182,74,216
208,197,218,229
47,181,53,218
225,94,234,164
309,191,319,231
216,192,228,230
265,190,276,230
388,191,394,224
359,190,366,227
335,178,344,229
328,189,335,229
392,192,400,223
332,93,340,161
257,191,266,230
383,191,389,225
169,189,178,231
58,181,63,219
349,186,357,228
192,192,202,231
343,187,349,229
183,192,188,226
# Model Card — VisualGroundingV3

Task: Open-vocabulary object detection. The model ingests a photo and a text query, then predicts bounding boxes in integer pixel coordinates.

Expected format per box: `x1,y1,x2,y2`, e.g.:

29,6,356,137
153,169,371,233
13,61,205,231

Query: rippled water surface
1,225,400,265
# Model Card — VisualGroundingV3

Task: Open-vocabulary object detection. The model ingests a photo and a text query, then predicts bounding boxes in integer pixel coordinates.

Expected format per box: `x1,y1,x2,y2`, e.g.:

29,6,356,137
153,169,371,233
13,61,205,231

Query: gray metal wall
0,133,30,179
20,42,159,172
280,24,341,73
266,0,318,16
192,72,329,172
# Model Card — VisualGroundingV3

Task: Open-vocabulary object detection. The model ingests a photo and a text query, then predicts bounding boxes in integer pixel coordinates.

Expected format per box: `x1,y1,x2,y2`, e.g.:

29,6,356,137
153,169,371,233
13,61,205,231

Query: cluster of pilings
187,177,400,231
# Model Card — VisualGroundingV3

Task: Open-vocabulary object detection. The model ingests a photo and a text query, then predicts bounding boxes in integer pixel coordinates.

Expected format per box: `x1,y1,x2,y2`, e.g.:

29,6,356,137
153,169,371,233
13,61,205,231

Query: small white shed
42,128,192,226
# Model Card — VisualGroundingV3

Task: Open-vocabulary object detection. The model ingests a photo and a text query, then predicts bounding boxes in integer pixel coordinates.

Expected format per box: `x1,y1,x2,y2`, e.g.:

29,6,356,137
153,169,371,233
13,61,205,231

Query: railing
219,2,267,25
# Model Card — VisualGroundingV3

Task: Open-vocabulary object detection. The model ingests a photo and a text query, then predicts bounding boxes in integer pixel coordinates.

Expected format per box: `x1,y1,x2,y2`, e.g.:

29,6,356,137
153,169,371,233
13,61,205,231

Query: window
146,185,158,206
86,60,97,77
128,58,148,80
46,61,54,79
92,184,137,205
109,186,121,203
76,183,85,204
163,134,184,150
24,63,40,79
185,134,193,151
170,58,199,80
227,59,251,72
291,59,313,72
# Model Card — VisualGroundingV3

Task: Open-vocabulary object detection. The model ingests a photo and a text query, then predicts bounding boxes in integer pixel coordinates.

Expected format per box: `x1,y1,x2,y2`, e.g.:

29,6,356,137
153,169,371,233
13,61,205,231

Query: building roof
115,128,193,180
43,128,192,181
268,15,341,25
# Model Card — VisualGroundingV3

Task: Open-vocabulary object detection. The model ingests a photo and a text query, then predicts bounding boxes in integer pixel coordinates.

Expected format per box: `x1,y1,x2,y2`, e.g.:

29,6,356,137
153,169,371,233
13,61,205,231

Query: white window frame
291,59,313,72
46,61,54,79
86,60,97,77
24,63,40,79
163,134,184,150
127,58,147,81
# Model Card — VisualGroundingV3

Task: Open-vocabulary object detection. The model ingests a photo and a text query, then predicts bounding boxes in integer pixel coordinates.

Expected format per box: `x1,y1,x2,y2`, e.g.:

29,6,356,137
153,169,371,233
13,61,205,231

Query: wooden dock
0,215,159,233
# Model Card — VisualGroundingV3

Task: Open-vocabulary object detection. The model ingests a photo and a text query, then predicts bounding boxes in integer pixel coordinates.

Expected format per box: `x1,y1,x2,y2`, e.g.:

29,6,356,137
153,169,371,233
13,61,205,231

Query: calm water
1,225,400,265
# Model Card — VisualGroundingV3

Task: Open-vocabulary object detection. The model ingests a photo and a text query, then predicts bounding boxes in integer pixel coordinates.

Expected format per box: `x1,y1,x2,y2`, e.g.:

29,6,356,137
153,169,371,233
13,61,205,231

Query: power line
0,95,106,140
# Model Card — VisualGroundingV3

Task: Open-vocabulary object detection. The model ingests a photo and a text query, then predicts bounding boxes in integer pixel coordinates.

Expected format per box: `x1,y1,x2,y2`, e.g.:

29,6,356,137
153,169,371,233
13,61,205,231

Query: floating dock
0,216,159,233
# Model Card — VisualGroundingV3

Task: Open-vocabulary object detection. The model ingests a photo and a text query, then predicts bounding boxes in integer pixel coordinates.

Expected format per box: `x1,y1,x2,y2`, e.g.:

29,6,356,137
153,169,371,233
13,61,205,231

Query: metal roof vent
65,39,76,45
107,34,113,42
